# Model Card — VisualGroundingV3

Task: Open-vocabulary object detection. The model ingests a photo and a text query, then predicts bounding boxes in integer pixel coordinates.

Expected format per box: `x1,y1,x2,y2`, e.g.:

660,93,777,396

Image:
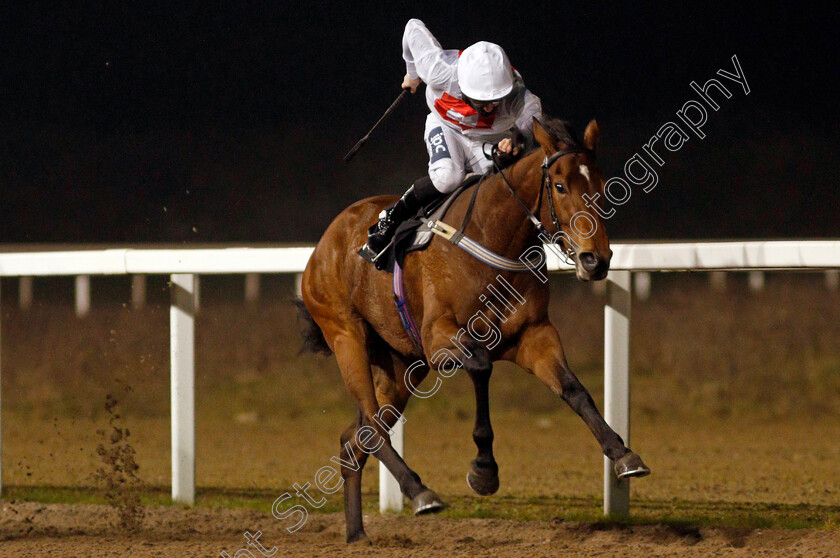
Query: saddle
382,174,482,273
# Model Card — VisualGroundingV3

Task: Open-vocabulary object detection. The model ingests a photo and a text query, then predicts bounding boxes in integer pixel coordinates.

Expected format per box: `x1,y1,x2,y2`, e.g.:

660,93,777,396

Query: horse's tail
293,298,333,356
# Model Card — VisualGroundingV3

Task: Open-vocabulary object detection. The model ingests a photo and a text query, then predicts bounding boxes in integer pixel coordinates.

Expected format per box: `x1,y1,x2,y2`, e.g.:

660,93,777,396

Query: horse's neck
467,151,545,258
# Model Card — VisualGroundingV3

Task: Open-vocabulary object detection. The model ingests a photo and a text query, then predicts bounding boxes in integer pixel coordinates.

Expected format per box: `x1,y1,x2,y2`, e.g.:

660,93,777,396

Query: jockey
362,18,543,266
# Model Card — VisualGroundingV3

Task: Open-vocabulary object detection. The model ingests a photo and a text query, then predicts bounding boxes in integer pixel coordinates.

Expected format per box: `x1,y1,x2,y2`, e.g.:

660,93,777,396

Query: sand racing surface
2,501,839,557
1,276,838,557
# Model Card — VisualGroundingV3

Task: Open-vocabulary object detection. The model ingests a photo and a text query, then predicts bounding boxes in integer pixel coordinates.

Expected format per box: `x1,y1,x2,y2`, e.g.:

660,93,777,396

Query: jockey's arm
514,89,543,139
402,19,451,91
490,88,543,156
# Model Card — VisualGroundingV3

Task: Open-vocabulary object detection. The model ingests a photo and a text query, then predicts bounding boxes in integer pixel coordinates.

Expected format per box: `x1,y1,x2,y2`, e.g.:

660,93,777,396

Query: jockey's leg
363,117,464,263
364,175,442,259
425,115,467,194
466,136,499,176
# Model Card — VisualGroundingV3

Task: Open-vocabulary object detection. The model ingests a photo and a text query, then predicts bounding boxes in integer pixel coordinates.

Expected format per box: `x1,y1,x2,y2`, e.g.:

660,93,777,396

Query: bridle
491,146,594,253
425,143,596,274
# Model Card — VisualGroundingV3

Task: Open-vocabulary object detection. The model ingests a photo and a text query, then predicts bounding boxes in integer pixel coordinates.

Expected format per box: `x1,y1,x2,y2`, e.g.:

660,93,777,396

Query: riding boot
365,187,422,256
362,176,442,268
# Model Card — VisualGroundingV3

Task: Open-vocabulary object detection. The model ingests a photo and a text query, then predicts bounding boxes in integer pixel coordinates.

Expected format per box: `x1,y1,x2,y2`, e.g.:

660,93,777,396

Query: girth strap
426,220,540,272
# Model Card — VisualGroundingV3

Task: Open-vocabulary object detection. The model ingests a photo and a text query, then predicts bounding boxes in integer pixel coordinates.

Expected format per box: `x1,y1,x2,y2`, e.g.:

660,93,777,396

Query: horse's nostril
579,252,598,271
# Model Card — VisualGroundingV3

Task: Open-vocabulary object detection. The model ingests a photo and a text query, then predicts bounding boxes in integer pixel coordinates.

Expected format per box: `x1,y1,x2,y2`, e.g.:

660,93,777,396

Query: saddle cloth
385,174,482,272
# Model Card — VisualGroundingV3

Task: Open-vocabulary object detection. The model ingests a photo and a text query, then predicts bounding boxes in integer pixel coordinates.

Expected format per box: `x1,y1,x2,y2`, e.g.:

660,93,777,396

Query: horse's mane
490,115,582,175
537,116,583,149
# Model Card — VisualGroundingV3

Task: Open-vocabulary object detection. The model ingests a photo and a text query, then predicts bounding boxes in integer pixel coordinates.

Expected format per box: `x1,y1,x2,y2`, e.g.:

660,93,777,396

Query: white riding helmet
457,41,514,101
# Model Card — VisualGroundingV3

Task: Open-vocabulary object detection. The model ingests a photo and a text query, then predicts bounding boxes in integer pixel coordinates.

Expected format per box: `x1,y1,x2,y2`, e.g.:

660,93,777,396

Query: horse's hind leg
370,348,446,515
515,322,650,479
337,408,371,544
331,330,442,542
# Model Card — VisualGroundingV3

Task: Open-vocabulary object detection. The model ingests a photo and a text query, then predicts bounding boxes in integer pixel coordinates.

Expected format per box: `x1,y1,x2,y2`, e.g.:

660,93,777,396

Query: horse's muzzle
578,251,611,281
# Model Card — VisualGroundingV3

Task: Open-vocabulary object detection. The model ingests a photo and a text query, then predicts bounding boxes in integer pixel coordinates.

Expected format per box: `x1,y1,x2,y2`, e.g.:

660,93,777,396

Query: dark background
1,2,837,243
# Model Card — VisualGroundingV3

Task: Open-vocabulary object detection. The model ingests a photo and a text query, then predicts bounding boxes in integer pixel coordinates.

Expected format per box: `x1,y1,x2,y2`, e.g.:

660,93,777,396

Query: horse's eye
554,182,566,194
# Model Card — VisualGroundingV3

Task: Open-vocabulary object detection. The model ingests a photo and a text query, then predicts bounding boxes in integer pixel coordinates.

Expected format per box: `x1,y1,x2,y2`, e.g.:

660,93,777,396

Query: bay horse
298,118,650,543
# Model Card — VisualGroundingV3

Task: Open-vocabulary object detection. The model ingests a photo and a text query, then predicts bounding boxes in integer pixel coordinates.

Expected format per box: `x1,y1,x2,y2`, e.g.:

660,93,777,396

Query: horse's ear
584,119,600,151
532,117,556,155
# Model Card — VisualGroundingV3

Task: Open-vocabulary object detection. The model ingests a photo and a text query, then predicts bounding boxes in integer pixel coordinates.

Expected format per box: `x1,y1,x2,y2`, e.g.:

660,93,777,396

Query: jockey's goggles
465,97,504,113
466,97,502,107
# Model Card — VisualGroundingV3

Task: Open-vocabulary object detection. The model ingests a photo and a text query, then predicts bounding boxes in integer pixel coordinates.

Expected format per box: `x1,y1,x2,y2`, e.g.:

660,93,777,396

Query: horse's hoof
614,451,651,479
347,531,371,545
412,489,446,515
466,462,499,496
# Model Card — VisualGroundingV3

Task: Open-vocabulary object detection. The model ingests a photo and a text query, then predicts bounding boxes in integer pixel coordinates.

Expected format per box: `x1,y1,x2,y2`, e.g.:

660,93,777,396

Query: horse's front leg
515,322,650,479
426,314,499,494
466,367,500,495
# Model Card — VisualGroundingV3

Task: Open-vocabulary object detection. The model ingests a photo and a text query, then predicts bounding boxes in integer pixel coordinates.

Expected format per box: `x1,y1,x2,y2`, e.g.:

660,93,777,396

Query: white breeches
423,114,506,194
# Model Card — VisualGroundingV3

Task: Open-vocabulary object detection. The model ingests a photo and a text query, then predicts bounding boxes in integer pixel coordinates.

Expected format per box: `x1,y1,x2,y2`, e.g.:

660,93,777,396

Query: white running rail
1,241,838,514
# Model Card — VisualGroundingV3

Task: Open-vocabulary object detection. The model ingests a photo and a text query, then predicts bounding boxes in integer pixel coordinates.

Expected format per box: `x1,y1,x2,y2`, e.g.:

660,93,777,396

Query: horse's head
532,118,611,281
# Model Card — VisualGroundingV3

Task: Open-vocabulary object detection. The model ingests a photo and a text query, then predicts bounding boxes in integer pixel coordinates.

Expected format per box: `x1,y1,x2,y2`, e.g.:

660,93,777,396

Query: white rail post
19,276,33,310
379,420,404,512
633,272,651,300
709,271,727,291
604,270,631,517
131,275,147,309
75,275,91,317
294,273,303,298
748,270,765,292
194,275,201,314
244,273,260,303
826,270,839,291
170,273,196,504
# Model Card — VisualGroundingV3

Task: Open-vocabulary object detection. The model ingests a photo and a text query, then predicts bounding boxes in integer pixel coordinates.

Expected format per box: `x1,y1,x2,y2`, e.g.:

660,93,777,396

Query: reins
489,148,546,235
491,145,593,238
425,142,593,272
